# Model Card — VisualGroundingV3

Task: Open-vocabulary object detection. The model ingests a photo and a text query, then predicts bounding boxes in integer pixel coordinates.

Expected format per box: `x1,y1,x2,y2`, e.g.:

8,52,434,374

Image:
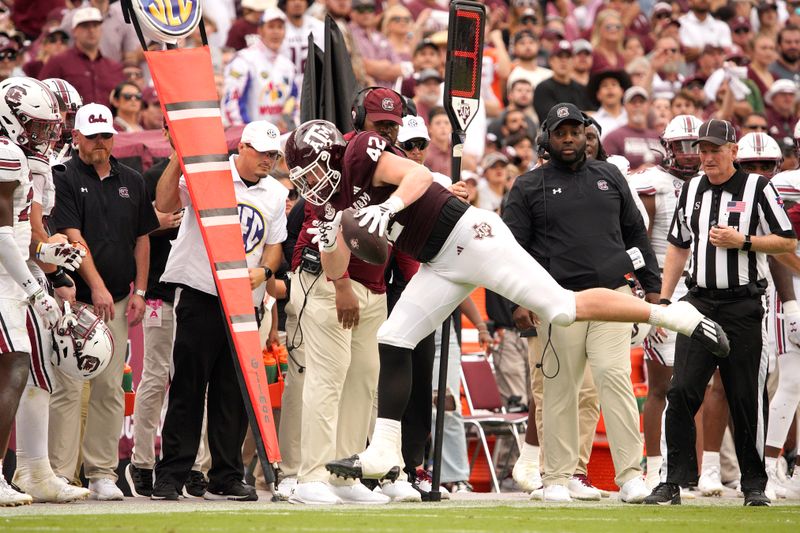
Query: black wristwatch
742,234,752,252
262,267,273,280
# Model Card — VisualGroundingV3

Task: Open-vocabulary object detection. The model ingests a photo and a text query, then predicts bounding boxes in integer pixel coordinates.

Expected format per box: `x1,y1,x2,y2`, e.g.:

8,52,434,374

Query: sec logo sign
131,0,202,44
238,203,266,254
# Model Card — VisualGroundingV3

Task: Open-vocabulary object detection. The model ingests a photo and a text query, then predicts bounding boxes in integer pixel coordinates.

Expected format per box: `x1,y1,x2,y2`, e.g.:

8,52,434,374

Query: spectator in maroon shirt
424,107,451,178
590,10,626,74
765,79,799,139
225,0,271,51
729,16,753,52
748,33,778,102
0,35,20,82
39,6,123,108
603,86,663,171
350,0,409,88
22,28,69,79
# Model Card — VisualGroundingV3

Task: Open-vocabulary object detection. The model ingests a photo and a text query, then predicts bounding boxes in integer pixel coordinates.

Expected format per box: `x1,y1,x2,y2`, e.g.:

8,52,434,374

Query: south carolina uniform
630,165,690,366
281,15,324,98
0,138,33,356
222,41,299,127
24,154,57,392
326,132,576,350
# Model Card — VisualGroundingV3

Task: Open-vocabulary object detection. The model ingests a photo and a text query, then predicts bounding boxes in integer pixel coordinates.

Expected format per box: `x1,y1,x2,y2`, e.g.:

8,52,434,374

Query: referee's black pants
663,292,768,491
155,287,249,491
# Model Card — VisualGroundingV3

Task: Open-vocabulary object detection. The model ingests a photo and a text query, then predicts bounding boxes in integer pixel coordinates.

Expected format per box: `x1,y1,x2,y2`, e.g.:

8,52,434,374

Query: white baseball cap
74,103,116,136
242,0,275,10
241,121,282,153
397,115,429,143
765,79,798,107
72,6,103,30
261,6,287,24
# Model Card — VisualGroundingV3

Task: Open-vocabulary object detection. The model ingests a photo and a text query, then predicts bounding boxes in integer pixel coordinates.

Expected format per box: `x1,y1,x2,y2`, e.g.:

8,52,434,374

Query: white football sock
646,456,663,476
369,418,401,450
702,451,720,469
519,443,540,464
765,456,778,471
15,385,50,460
648,302,703,336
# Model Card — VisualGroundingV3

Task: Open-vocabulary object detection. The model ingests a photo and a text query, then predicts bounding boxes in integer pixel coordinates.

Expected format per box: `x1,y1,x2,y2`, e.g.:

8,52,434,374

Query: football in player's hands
341,207,389,265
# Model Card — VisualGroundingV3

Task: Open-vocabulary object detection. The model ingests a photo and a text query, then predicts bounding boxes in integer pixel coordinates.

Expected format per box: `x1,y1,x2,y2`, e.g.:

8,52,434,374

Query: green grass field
4,504,800,533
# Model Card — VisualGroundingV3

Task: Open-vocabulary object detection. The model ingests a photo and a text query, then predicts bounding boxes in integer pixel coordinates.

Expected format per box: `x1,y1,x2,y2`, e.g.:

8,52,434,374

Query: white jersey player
279,0,324,95
0,77,85,507
222,7,299,128
629,114,702,490
753,128,800,499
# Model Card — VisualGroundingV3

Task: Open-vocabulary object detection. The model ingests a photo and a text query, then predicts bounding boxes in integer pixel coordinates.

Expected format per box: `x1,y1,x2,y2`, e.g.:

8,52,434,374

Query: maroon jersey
315,131,454,261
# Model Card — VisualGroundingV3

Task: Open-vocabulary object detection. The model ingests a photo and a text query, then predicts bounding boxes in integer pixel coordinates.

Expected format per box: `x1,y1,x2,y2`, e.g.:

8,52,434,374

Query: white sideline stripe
232,321,258,332
216,268,249,280
201,215,240,227
184,161,230,174
167,108,221,120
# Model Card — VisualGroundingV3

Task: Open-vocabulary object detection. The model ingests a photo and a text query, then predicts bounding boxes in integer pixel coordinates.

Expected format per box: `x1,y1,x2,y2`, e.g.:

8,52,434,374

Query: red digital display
447,9,483,99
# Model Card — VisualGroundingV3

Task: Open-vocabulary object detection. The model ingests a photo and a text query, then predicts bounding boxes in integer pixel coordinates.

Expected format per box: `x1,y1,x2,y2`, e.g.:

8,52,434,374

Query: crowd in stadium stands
2,0,800,507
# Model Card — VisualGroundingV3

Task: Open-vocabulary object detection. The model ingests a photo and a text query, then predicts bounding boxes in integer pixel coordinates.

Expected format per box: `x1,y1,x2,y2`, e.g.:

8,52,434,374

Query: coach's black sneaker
691,317,730,358
325,455,401,482
743,489,771,506
643,482,681,505
151,481,180,501
182,470,208,498
125,463,153,498
204,480,257,502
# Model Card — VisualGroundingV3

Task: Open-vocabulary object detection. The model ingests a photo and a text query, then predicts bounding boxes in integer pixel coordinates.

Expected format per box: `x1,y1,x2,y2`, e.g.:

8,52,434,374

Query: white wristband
784,300,799,315
386,195,405,214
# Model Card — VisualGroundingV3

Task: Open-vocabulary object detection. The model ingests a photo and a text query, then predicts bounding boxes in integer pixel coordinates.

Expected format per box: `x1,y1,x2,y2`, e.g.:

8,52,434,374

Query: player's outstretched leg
573,289,730,358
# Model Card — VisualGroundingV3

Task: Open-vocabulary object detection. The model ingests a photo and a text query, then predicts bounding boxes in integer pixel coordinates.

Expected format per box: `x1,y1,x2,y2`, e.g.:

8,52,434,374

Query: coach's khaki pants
277,274,305,478
297,272,386,483
539,286,643,488
494,329,530,406
530,338,599,475
49,298,129,481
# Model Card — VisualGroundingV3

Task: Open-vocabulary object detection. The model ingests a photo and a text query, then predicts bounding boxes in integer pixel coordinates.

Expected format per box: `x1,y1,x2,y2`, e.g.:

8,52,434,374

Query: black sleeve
133,172,160,237
142,159,169,203
533,82,555,125
283,197,305,263
51,167,81,232
610,165,662,294
502,172,535,253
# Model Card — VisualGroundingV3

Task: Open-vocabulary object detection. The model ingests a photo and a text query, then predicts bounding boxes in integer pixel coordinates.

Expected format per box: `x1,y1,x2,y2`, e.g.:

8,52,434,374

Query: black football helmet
286,120,347,206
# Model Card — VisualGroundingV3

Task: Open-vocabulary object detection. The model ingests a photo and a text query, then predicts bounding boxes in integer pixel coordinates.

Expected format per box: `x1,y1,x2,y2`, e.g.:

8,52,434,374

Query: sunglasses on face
85,132,113,140
244,144,281,159
521,16,537,24
46,35,68,44
605,23,623,31
121,93,143,101
354,5,375,13
399,139,429,151
654,12,671,19
734,27,751,34
0,50,17,61
125,70,143,79
390,16,411,23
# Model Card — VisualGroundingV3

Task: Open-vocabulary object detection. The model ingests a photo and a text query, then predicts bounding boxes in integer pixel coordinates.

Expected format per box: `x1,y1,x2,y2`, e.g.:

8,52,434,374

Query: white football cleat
276,477,297,500
378,479,422,502
619,476,650,504
13,459,89,503
783,471,800,499
697,465,724,496
288,481,342,505
0,475,32,507
330,480,390,504
512,459,542,492
88,478,124,501
567,475,601,501
542,484,572,502
766,462,787,500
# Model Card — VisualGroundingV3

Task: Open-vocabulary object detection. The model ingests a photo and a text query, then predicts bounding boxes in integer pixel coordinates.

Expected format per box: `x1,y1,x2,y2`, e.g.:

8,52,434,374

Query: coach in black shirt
49,103,158,500
645,119,796,507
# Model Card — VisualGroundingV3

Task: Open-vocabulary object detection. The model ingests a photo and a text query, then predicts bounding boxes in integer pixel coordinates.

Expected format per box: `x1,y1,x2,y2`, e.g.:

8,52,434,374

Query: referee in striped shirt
645,119,797,507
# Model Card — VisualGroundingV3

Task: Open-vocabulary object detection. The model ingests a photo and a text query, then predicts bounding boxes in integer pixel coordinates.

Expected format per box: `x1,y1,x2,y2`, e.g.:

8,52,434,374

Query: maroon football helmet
285,120,347,206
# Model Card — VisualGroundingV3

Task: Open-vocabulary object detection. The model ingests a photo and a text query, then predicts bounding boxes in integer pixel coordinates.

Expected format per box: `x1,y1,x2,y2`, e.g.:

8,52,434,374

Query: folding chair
460,355,528,492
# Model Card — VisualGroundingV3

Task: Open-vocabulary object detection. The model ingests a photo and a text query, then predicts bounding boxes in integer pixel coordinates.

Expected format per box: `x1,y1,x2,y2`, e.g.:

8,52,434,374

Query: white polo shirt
678,11,732,51
161,155,288,306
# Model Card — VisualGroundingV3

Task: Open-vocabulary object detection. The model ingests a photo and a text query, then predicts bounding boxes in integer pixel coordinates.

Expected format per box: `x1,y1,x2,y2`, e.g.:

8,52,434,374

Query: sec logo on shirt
238,202,265,254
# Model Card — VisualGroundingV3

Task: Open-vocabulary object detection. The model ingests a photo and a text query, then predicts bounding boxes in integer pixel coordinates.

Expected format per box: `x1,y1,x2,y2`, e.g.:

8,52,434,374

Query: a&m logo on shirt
238,202,265,254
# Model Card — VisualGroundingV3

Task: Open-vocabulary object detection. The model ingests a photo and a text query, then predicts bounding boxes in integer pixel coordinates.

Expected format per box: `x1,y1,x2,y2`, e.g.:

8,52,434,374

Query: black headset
351,86,412,130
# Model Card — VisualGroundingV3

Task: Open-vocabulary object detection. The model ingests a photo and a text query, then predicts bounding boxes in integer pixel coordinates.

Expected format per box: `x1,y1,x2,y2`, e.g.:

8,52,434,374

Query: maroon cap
730,16,751,32
553,40,573,56
364,88,403,125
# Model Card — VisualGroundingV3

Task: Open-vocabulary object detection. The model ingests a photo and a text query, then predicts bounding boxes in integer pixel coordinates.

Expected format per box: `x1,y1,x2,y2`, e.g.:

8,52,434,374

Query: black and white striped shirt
668,168,795,289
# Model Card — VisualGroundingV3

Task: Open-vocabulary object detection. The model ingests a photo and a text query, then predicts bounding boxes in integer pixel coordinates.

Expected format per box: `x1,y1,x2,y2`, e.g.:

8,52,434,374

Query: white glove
784,300,800,347
307,211,342,253
29,288,62,330
355,196,405,238
36,242,86,271
627,247,645,270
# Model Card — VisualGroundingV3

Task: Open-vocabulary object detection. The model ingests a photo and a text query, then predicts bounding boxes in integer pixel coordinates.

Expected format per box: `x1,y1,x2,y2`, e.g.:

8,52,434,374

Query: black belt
689,280,767,300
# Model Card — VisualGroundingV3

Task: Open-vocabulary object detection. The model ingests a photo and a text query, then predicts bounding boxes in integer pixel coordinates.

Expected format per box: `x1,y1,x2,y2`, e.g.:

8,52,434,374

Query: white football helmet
737,132,782,179
661,115,702,178
51,302,114,381
0,77,61,156
42,78,82,152
794,118,800,154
